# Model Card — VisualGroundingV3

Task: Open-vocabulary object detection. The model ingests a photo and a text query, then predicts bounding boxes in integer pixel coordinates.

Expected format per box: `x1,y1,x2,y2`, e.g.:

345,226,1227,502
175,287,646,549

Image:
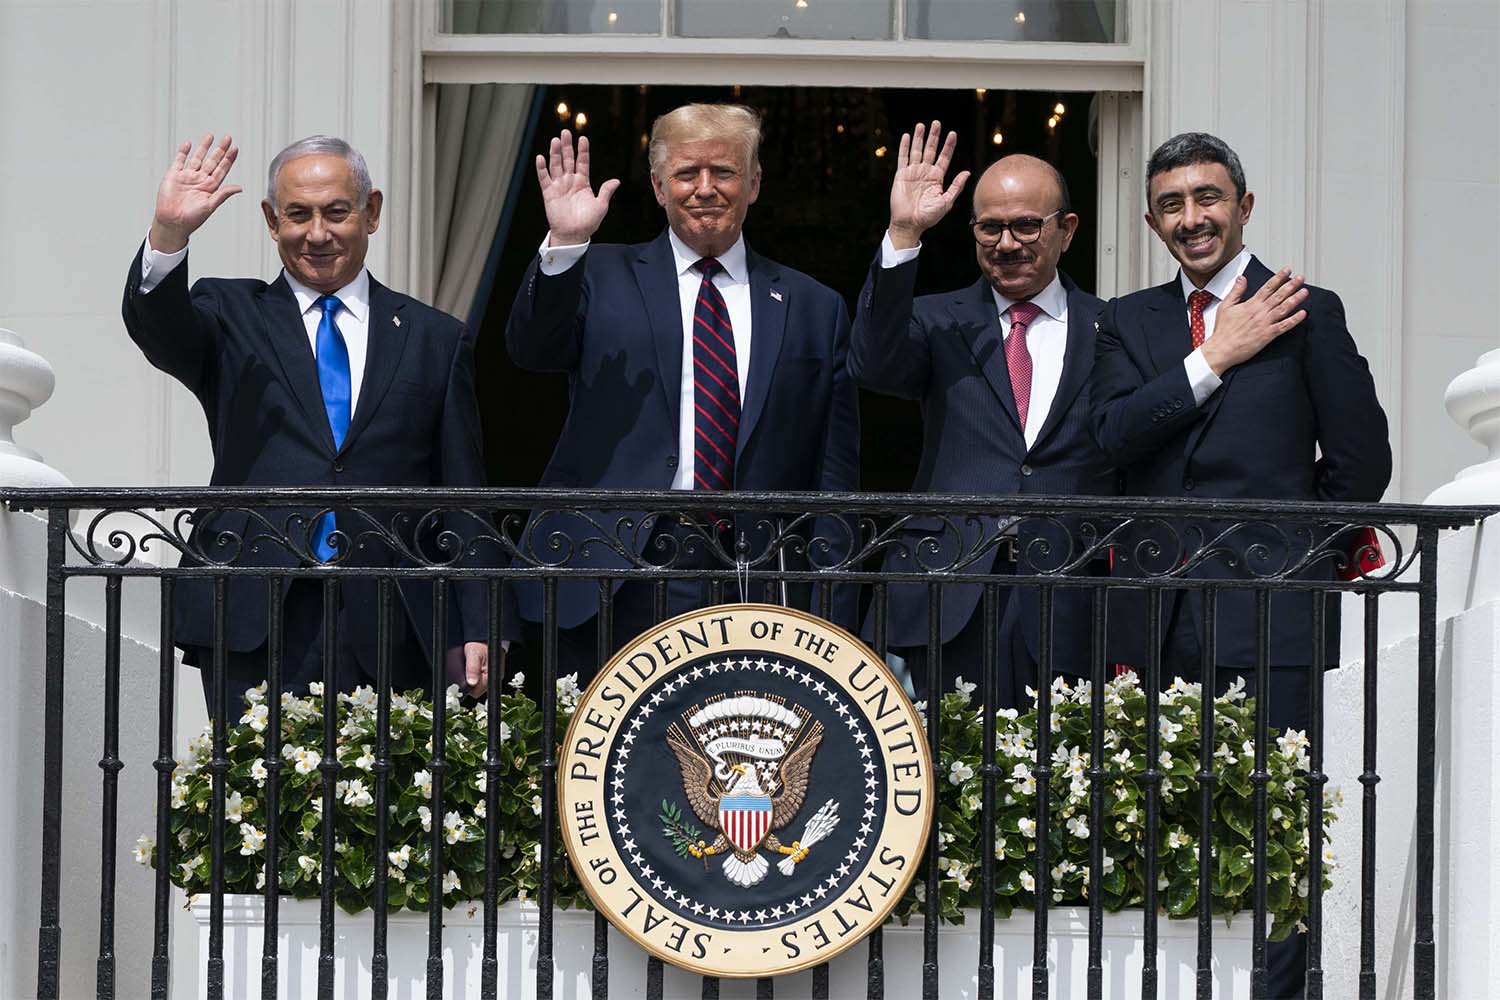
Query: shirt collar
1178,246,1253,304
992,272,1068,325
667,229,748,284
284,267,371,324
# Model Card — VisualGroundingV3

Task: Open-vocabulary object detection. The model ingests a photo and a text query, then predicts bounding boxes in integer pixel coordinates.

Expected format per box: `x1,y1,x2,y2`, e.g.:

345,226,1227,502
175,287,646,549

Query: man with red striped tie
506,104,860,683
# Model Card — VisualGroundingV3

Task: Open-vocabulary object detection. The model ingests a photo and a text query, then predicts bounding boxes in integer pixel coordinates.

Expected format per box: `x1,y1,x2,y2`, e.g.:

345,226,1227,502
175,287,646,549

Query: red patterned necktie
691,257,740,490
1188,289,1214,349
1005,301,1042,430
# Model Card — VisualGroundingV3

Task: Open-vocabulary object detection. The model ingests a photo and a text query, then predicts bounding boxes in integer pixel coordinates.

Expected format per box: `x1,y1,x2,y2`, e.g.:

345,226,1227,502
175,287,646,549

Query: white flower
250,758,268,786
952,676,977,703
298,855,318,875
246,682,267,704
388,866,406,884
532,843,542,867
224,791,244,824
343,779,373,809
1159,750,1174,769
293,747,321,776
1018,817,1037,838
1111,747,1132,769
389,845,412,870
948,760,975,786
256,870,266,890
1102,851,1115,875
413,770,433,799
1215,742,1238,765
1020,871,1036,892
446,685,464,714
417,805,433,832
497,721,512,742
443,811,468,844
240,703,269,733
238,823,266,856
508,672,526,690
307,681,324,697
170,780,188,809
132,835,154,866
475,772,487,793
1168,830,1191,850
531,794,543,816
353,745,375,772
557,673,582,711
1159,717,1183,744
178,856,200,880
1066,815,1090,839
475,800,487,820
443,869,462,895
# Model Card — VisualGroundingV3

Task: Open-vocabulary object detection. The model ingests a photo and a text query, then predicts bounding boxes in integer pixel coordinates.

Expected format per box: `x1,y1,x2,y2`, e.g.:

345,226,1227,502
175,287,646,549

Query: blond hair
647,103,763,177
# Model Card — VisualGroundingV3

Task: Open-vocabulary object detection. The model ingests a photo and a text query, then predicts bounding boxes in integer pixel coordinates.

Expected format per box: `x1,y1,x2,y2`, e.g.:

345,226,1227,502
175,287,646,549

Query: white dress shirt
139,237,373,414
537,230,754,490
880,231,1067,450
1180,245,1254,406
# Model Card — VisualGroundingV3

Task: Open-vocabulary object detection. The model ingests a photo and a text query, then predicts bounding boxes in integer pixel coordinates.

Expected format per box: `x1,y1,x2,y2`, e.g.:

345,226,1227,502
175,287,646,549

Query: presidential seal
558,605,933,978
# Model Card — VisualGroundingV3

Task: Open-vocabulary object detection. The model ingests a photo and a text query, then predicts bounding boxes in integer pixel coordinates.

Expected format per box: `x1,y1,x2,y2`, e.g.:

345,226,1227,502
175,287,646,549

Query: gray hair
265,135,373,210
1146,132,1248,203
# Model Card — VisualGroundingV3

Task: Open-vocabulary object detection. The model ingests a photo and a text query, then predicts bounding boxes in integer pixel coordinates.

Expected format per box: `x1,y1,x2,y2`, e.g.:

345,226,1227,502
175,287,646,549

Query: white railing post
0,328,71,488
1427,347,1500,504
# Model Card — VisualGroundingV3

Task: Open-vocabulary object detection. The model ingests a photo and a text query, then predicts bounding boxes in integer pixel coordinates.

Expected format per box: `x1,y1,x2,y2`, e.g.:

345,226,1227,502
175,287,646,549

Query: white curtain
431,82,536,319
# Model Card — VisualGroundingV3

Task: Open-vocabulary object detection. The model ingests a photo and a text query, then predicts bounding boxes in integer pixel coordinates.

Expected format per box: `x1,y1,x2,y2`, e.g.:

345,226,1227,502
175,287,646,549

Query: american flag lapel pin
770,289,783,302
393,315,402,327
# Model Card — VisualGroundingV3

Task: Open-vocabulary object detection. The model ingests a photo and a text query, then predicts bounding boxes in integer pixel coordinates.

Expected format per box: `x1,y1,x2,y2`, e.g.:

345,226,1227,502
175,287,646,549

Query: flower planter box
190,894,1251,998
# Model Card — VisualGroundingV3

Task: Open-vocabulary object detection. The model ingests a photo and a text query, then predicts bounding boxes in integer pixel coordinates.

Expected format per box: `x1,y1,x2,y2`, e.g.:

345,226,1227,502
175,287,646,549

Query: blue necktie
312,294,348,560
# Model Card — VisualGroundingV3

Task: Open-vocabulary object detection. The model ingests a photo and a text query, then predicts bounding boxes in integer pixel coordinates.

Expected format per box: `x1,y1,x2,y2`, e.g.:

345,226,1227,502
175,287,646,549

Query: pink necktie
1188,289,1214,349
1006,301,1042,429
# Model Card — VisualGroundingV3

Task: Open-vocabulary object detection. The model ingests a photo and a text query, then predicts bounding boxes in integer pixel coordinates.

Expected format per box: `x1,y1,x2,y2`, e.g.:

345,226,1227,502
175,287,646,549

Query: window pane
443,0,661,34
907,0,1125,43
674,0,894,40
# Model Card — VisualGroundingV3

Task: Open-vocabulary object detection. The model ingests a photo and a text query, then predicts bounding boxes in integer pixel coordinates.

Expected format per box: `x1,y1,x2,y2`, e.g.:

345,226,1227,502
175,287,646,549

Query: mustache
989,249,1034,266
1177,225,1218,240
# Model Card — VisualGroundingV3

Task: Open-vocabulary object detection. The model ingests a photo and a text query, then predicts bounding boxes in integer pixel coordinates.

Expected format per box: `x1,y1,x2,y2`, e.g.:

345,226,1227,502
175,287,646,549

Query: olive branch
659,799,708,869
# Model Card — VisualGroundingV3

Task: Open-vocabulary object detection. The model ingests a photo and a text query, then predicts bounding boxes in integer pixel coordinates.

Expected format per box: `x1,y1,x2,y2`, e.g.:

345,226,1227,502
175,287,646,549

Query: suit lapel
738,247,787,461
955,279,1023,435
631,233,685,430
1182,256,1273,460
1030,280,1095,451
341,278,408,455
258,276,335,450
1143,278,1191,376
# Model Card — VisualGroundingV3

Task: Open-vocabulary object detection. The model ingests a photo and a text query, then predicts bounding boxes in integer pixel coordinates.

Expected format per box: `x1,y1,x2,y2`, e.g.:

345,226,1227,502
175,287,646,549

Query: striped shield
719,793,773,853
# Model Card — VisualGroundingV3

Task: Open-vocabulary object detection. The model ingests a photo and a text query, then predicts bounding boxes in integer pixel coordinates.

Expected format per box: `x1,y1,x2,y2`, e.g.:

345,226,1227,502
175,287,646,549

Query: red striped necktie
691,257,740,491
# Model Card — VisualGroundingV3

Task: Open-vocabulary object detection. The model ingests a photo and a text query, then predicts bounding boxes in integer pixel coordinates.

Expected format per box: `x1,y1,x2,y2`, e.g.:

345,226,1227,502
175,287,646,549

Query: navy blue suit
1090,256,1392,674
505,231,861,634
122,244,492,693
850,254,1117,693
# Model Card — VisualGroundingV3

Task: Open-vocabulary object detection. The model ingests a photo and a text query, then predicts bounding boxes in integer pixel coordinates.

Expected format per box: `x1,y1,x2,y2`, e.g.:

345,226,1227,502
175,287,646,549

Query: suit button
1173,399,1184,410
1020,464,1033,477
667,455,678,469
1183,477,1195,491
334,461,345,473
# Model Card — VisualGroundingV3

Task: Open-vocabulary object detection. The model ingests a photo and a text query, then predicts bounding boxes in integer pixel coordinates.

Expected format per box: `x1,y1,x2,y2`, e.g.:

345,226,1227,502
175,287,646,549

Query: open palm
153,134,242,246
537,129,620,246
889,121,969,239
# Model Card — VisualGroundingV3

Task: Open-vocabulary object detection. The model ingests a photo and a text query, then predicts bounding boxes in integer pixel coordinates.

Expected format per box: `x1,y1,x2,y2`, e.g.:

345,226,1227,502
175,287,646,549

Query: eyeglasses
970,210,1064,247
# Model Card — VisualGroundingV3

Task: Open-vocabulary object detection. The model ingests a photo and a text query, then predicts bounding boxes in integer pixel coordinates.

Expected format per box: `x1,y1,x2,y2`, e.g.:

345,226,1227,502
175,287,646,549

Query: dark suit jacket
122,244,494,686
505,230,861,630
1090,255,1392,670
849,254,1117,671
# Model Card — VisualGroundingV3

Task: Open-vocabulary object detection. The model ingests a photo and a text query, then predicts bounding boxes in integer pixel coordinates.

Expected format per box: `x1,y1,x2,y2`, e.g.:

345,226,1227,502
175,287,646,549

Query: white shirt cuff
1183,348,1223,406
880,231,922,269
538,236,589,276
139,235,188,294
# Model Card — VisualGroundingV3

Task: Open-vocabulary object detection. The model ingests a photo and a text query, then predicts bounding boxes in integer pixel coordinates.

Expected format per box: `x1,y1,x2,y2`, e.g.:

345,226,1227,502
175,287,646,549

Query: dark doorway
473,85,1100,493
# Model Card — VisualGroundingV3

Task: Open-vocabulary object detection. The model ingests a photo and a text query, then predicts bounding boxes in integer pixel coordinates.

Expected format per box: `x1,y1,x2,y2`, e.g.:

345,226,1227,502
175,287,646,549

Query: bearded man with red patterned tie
506,104,860,683
849,125,1117,704
1089,133,1391,997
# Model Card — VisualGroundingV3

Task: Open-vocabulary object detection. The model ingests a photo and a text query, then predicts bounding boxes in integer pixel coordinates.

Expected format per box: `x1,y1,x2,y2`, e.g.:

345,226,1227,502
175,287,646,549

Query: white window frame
389,0,1147,300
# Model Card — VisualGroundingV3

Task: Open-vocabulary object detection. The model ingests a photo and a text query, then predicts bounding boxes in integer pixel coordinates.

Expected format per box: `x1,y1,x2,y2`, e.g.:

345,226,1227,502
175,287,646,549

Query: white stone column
0,329,71,488
1426,348,1500,504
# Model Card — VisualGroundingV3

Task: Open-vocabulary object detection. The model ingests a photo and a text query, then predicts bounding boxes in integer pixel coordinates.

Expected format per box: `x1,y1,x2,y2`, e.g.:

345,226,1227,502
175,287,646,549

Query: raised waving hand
150,133,243,254
537,129,620,247
888,121,970,250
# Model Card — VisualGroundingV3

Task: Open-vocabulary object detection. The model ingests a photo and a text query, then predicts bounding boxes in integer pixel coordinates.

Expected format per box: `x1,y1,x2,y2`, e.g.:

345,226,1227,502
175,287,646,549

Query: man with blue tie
506,104,860,681
123,133,495,704
849,124,1116,703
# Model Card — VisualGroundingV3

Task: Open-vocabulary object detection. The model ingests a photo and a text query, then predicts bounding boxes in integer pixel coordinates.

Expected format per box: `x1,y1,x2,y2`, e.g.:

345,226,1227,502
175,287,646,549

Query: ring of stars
609,656,882,930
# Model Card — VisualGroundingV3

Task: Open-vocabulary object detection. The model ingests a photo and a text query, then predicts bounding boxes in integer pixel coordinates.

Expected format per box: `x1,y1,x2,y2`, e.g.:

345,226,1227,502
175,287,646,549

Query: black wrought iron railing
1,486,1488,1000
